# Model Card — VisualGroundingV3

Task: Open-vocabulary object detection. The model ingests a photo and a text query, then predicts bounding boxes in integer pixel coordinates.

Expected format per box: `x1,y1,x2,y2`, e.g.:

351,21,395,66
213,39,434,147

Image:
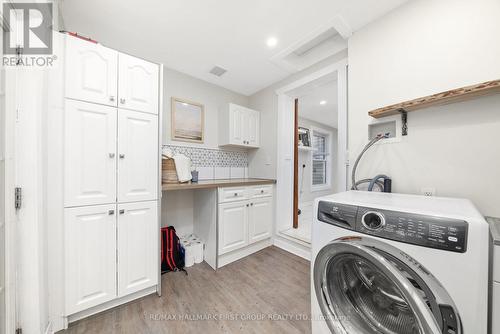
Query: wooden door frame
293,99,299,229
275,59,348,239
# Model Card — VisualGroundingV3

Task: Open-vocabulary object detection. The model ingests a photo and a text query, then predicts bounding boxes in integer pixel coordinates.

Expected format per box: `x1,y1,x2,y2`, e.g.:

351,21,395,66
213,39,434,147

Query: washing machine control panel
357,207,468,253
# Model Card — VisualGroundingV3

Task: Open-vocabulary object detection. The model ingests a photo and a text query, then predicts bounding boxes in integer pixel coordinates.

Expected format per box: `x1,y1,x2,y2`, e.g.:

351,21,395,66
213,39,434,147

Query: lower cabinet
65,204,117,315
117,201,158,296
65,201,157,315
493,282,500,334
218,201,249,255
217,186,273,262
248,197,273,243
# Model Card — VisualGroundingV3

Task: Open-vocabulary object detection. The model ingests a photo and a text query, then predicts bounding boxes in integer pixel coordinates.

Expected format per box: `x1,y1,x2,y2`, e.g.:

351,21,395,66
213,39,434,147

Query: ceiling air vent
209,66,227,77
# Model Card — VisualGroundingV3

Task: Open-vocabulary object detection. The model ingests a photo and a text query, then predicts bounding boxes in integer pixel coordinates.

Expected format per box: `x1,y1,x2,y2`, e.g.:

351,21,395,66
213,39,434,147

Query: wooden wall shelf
369,79,500,119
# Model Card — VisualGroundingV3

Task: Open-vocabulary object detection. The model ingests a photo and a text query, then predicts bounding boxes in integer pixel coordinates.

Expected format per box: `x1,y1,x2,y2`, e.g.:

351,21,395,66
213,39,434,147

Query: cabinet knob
108,210,115,215
250,203,254,206
260,190,264,194
109,153,115,158
119,209,125,214
109,95,115,102
234,193,238,196
246,204,249,207
119,154,125,159
120,98,126,104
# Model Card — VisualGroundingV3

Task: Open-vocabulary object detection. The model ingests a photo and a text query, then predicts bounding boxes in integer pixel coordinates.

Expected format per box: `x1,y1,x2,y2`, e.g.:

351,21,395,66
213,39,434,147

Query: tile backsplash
162,145,248,168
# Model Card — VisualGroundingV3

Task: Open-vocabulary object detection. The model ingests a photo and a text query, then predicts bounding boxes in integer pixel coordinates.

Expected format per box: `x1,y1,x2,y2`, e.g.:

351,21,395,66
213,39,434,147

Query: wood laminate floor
62,246,311,334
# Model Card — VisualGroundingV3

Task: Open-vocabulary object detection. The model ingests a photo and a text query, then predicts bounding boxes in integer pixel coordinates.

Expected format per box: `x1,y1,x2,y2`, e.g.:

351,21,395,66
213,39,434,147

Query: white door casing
64,100,117,207
118,53,159,114
218,201,249,254
117,109,158,203
248,197,272,243
64,204,117,315
65,36,118,107
117,201,157,297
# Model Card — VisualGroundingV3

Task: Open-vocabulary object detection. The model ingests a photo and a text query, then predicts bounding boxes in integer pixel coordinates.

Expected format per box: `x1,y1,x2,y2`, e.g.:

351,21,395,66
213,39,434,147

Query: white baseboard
273,235,311,261
217,239,273,268
67,285,158,324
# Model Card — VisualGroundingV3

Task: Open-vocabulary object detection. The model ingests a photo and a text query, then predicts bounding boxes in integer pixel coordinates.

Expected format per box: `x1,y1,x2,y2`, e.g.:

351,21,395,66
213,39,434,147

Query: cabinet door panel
229,106,244,145
249,197,272,243
64,100,117,207
65,205,116,315
218,202,248,254
117,201,158,297
117,110,158,202
65,36,118,106
118,53,159,114
246,109,260,147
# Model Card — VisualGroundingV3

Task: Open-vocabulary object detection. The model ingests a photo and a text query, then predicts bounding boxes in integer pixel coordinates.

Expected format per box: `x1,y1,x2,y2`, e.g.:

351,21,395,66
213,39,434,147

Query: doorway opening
275,60,348,248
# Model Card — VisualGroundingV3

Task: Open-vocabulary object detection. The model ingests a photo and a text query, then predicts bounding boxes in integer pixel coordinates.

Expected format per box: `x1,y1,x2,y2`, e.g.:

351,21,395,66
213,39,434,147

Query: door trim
275,59,348,237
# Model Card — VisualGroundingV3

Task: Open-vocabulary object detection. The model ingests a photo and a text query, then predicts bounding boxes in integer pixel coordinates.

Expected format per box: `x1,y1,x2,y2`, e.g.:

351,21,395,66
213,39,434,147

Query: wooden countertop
162,178,276,191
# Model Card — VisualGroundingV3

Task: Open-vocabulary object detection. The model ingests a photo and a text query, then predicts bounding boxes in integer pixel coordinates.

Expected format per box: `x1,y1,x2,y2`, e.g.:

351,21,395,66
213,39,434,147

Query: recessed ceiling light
320,100,327,105
266,37,278,48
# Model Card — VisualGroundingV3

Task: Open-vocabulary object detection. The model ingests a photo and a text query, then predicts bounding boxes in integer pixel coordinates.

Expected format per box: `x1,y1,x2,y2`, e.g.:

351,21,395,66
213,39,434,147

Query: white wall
348,0,500,216
297,118,338,203
162,68,250,231
162,67,249,149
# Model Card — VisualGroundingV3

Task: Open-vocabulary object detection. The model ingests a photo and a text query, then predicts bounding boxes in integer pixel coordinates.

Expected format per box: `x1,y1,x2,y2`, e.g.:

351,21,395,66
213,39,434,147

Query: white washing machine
311,191,489,334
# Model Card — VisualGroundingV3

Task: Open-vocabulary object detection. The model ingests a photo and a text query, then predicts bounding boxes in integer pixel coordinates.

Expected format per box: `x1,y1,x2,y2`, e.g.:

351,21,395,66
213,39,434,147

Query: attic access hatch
271,16,351,72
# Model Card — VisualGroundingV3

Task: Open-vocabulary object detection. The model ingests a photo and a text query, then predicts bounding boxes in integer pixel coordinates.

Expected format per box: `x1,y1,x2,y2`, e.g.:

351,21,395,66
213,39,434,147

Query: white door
248,197,272,243
64,100,117,207
229,105,244,145
65,204,117,315
118,53,159,114
65,36,118,106
117,109,158,202
117,201,157,297
218,201,248,255
246,109,260,147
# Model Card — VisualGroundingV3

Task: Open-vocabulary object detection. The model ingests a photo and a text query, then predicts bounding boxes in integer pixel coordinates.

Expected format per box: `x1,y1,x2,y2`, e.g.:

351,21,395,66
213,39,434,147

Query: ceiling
59,0,408,96
293,74,338,128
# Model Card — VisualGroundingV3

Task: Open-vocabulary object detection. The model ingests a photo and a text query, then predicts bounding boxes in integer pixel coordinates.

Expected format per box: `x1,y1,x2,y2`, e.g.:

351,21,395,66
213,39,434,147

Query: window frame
310,126,333,192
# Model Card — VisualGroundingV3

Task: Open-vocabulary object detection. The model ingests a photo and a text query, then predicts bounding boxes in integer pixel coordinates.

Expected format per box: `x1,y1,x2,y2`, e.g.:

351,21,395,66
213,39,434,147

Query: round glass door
313,237,461,334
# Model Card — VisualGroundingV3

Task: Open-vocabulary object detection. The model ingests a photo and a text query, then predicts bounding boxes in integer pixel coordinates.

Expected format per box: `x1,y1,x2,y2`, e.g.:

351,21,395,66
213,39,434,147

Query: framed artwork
298,127,311,147
171,97,204,143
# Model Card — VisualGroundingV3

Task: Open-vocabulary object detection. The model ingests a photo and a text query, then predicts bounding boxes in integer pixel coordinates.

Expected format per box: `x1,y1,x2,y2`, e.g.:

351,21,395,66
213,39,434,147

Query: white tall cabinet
62,35,161,318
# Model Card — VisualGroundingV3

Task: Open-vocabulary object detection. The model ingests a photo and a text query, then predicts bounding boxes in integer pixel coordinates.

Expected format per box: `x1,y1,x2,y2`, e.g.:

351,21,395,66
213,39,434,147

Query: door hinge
15,327,22,334
15,187,22,210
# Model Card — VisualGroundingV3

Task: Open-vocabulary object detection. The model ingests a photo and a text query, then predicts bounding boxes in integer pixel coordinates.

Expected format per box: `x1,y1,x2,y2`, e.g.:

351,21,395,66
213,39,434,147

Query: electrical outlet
421,187,436,197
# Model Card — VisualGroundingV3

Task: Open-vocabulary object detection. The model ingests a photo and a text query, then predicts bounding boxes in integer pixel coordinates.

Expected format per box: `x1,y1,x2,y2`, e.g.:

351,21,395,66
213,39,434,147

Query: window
312,131,330,189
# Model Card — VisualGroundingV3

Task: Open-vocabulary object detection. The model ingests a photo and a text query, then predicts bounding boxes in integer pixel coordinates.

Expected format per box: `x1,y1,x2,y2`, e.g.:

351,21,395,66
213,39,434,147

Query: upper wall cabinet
65,37,118,107
219,103,260,148
118,53,159,115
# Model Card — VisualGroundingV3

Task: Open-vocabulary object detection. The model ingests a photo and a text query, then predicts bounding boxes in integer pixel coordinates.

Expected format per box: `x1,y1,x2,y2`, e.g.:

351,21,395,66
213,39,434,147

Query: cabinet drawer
494,245,500,282
250,185,273,198
218,187,248,203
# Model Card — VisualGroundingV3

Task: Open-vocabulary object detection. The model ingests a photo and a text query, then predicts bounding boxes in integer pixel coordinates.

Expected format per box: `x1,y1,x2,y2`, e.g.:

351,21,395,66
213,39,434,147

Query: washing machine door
313,236,461,334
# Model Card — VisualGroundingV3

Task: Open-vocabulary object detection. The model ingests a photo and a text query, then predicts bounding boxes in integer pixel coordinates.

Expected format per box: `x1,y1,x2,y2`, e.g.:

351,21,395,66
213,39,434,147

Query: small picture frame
298,127,311,147
171,97,204,143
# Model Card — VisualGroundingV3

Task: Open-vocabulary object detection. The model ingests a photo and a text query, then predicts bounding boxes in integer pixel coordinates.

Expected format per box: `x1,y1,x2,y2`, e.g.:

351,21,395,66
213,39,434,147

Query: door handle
109,153,115,158
109,95,115,102
108,210,115,215
120,98,126,104
119,209,125,214
119,154,125,159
